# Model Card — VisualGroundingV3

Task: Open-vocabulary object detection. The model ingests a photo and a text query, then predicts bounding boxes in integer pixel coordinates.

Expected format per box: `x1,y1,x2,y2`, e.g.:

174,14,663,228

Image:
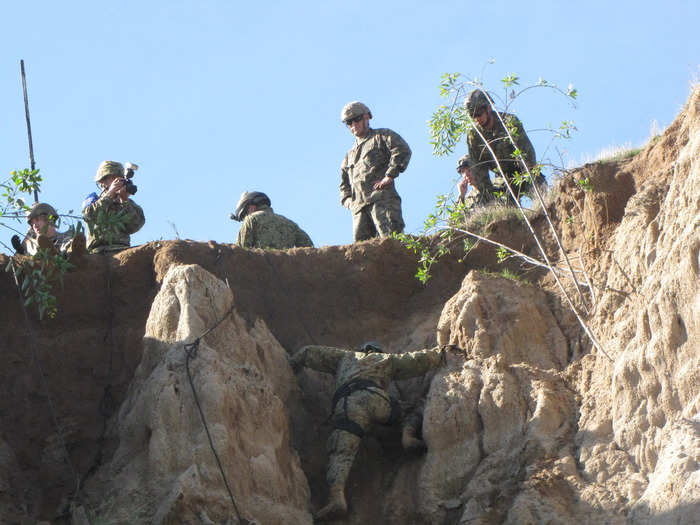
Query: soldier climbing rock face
462,89,545,207
231,191,314,249
290,343,457,520
339,101,411,242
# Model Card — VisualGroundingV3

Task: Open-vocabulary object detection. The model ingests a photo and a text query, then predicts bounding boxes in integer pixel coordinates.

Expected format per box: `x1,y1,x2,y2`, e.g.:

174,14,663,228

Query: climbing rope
9,259,93,523
182,301,253,525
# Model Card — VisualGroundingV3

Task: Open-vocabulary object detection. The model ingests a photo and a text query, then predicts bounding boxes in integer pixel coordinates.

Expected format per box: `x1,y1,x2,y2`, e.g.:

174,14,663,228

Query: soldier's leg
370,199,405,238
352,207,378,242
401,407,426,451
317,390,392,519
316,428,361,520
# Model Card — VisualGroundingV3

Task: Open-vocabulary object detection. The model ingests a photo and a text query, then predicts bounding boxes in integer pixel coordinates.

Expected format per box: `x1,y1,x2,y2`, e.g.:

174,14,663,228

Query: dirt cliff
0,86,697,524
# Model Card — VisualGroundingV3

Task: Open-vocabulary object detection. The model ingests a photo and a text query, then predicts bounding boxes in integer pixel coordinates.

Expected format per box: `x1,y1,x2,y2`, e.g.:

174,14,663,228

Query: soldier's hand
458,175,470,198
106,177,125,199
373,176,394,190
11,235,26,255
288,354,302,374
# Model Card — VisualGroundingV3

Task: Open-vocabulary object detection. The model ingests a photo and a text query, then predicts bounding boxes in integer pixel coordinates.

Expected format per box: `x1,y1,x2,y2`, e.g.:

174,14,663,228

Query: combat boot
315,485,347,520
401,423,427,452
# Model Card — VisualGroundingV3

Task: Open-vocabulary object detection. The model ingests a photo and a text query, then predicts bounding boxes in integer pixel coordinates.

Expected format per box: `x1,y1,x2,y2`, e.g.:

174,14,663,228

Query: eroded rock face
84,264,312,524
2,90,697,525
573,88,700,524
411,274,580,524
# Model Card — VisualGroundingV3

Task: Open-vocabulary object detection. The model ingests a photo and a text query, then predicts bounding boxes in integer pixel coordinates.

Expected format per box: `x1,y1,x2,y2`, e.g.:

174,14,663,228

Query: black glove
11,235,26,255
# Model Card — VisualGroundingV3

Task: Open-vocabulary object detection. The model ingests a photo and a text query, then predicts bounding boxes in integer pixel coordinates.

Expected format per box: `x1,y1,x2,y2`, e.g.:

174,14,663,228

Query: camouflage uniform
236,204,313,249
82,196,145,254
340,128,411,241
23,230,73,256
290,345,444,518
467,112,544,205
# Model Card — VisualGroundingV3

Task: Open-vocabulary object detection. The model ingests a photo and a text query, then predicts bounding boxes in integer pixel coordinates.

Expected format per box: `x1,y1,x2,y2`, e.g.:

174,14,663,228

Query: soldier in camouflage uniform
232,191,313,249
465,89,545,206
14,202,84,257
456,154,496,209
290,342,450,519
339,102,411,242
82,161,145,254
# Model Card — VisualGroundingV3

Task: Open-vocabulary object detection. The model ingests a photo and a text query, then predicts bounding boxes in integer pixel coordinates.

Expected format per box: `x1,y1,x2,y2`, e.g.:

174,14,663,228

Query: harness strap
333,418,366,438
332,378,381,409
331,378,402,434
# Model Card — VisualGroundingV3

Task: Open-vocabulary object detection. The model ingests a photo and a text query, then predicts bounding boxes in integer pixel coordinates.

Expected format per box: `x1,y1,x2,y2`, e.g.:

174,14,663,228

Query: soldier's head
456,154,472,175
466,89,495,128
341,101,371,138
95,160,124,191
26,202,59,237
359,341,384,354
231,191,271,222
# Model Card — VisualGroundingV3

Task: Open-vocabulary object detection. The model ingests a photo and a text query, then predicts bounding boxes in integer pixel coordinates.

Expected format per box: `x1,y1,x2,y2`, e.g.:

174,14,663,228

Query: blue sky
1,1,698,251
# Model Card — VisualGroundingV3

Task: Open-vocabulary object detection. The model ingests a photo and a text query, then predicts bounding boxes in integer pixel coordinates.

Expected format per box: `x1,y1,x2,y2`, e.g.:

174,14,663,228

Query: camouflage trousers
326,388,393,489
352,199,405,242
466,166,546,209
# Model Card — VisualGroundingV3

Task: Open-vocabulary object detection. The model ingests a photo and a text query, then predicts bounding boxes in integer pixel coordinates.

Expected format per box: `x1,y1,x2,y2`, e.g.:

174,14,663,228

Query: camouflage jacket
23,230,73,256
82,195,145,254
290,345,443,390
237,205,313,249
340,128,411,213
467,112,536,181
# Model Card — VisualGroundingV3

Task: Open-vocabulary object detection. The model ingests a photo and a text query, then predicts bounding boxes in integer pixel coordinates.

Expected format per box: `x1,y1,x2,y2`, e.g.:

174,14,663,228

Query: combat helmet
359,341,384,353
26,202,58,224
456,154,472,172
341,101,372,123
94,160,124,183
231,191,271,222
465,89,493,118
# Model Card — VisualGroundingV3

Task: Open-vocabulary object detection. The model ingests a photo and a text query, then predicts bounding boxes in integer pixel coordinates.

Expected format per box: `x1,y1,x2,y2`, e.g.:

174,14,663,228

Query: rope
182,302,252,525
9,259,93,523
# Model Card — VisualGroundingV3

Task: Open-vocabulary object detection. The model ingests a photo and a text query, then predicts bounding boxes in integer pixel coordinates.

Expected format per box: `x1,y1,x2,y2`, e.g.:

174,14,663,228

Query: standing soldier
290,342,451,520
231,191,314,249
464,89,545,205
339,102,411,242
82,161,145,254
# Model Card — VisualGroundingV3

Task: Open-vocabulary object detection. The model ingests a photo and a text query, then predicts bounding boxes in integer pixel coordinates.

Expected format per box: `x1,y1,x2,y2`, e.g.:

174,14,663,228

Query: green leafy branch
7,248,73,320
403,68,612,362
86,206,130,245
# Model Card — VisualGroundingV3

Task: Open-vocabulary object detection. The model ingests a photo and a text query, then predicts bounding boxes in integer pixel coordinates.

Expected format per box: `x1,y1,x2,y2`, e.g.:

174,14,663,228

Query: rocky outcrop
83,264,312,524
0,88,697,524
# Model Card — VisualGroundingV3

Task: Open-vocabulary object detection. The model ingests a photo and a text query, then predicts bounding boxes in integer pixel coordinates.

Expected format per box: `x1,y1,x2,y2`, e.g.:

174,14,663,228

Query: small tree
397,67,611,361
2,168,80,319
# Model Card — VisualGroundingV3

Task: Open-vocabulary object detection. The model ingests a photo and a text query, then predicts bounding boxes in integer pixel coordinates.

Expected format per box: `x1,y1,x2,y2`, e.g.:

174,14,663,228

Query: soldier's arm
82,193,113,222
120,200,145,235
237,216,254,247
289,345,350,375
506,115,536,169
339,158,352,208
466,128,488,166
383,130,411,179
391,347,444,380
